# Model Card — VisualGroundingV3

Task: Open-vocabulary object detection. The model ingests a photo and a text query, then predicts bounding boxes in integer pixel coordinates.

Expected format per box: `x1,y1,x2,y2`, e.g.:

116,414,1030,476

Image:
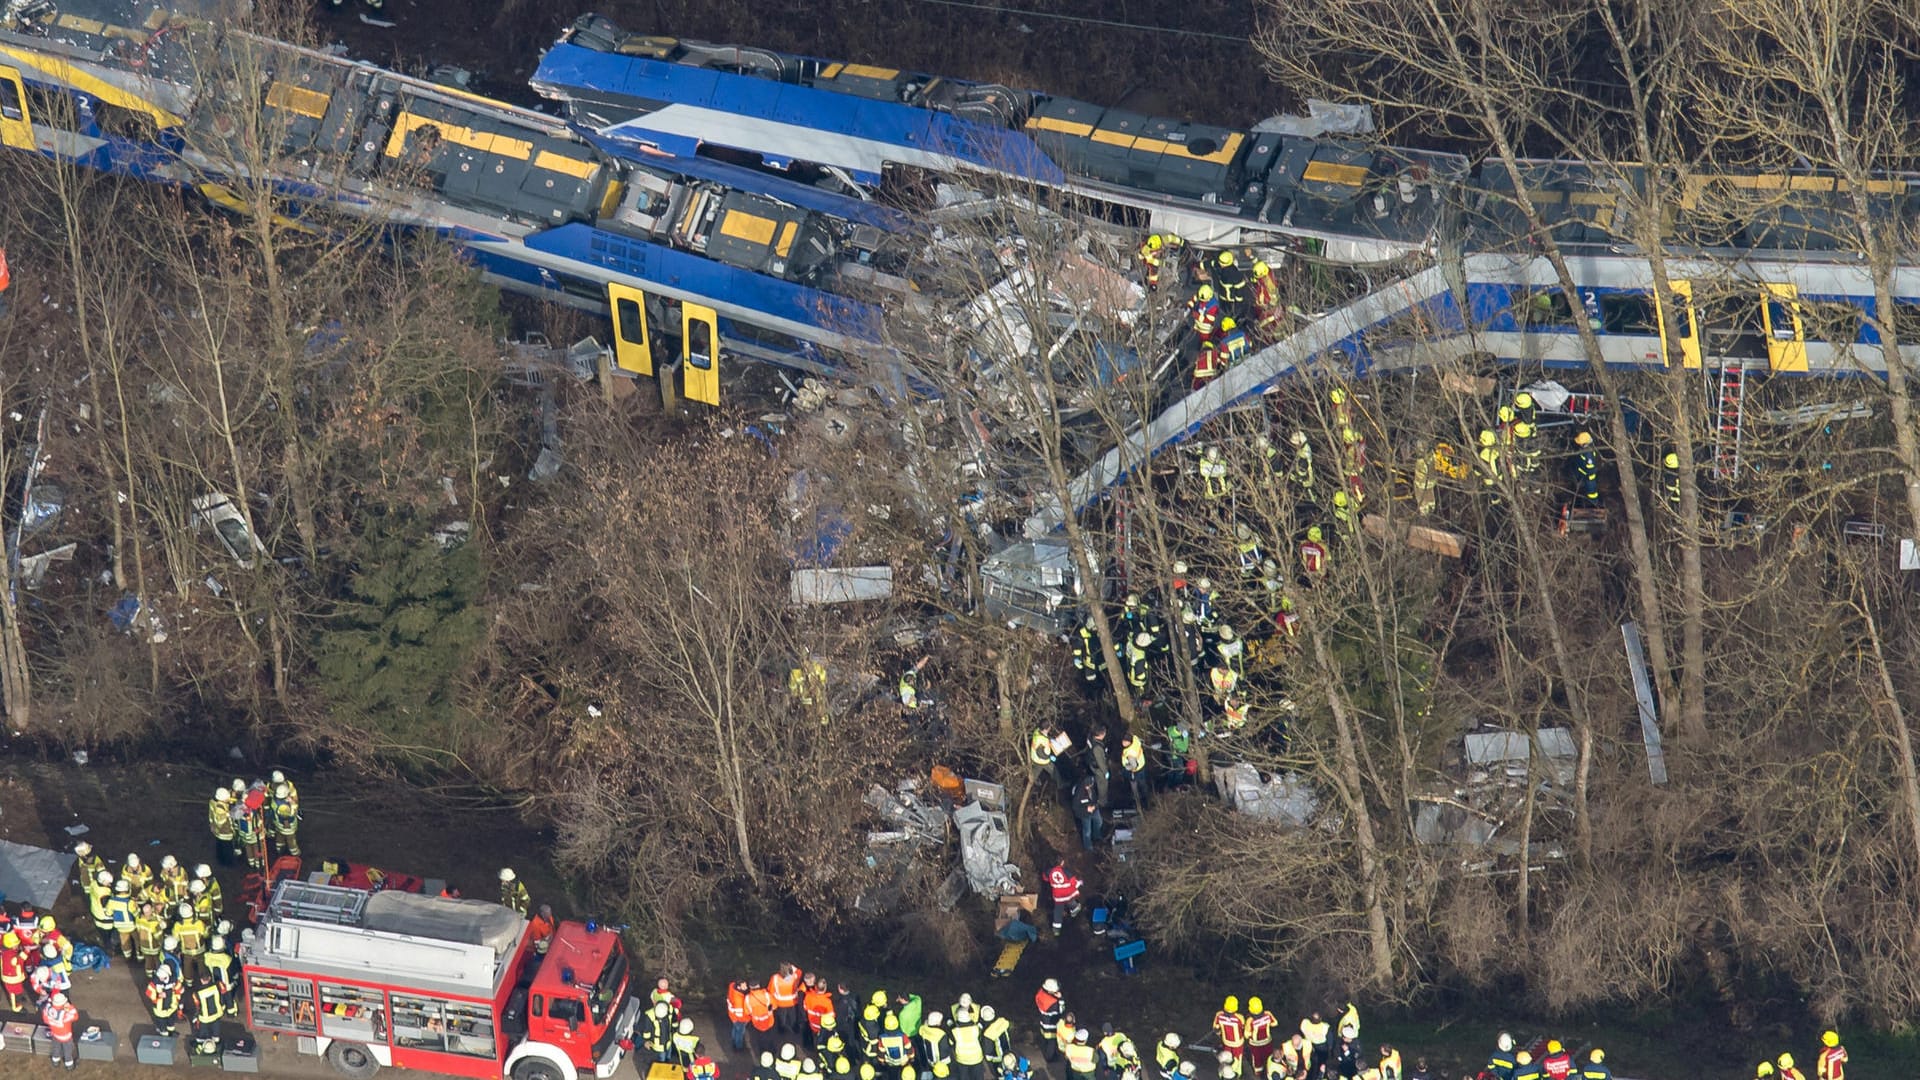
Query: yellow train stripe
820,63,844,79
1303,160,1368,186
265,81,330,120
719,210,777,246
54,15,105,34
383,111,532,161
1090,128,1135,149
533,150,597,179
775,219,798,258
839,64,899,80
0,44,180,127
1024,115,1093,138
1567,192,1614,206
1181,131,1243,166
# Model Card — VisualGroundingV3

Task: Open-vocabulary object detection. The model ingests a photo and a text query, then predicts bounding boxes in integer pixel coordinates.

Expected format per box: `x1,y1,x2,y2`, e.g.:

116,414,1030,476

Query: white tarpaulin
0,839,75,908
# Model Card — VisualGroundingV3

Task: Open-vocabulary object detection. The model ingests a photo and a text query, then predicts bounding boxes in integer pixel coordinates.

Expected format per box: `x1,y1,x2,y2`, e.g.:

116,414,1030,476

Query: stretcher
990,939,1027,977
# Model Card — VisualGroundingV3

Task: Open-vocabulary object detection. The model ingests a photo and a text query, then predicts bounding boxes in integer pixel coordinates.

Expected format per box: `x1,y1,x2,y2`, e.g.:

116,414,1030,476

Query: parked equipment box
75,1020,117,1062
0,1022,32,1051
223,1032,261,1073
134,1027,179,1066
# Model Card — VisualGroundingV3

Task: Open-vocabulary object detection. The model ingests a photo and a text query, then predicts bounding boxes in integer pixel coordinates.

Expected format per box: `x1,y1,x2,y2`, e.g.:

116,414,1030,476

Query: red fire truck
239,879,640,1080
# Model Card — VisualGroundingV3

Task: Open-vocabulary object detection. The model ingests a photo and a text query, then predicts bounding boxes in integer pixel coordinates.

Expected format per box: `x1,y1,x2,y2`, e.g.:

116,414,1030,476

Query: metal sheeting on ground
0,839,75,908
953,800,1020,897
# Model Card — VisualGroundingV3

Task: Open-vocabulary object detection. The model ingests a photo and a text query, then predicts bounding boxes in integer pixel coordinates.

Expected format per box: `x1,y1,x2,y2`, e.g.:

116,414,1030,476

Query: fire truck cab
240,880,639,1080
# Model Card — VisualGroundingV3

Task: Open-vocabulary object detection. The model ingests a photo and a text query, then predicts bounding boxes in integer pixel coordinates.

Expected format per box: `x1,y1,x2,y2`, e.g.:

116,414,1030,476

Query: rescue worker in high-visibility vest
1072,620,1106,687
1580,1050,1611,1080
188,879,216,922
859,1004,886,1062
173,902,208,985
775,1044,804,1080
673,1018,704,1068
1290,432,1315,491
1570,431,1601,505
920,1013,953,1079
952,1006,987,1080
192,971,226,1055
499,867,530,915
208,787,239,865
980,1007,1011,1064
1188,286,1221,343
1233,524,1262,577
36,916,72,973
1125,633,1152,693
1245,998,1277,1077
1511,421,1542,480
1251,260,1283,339
1477,430,1504,494
1379,1045,1402,1080
158,855,188,904
1300,1013,1330,1080
1120,733,1149,810
1214,997,1246,1069
1300,526,1328,575
107,879,136,957
1220,318,1249,366
1192,335,1223,390
1063,1029,1098,1080
147,966,184,1037
878,1014,912,1068
233,793,267,870
205,934,235,1008
74,842,106,898
1486,1033,1517,1080
1029,727,1060,787
727,981,754,1052
0,932,26,1011
1817,1032,1846,1080
1778,1054,1808,1080
1138,234,1167,289
194,864,222,916
122,852,153,896
1034,979,1066,1059
1276,1035,1306,1080
1331,490,1356,533
1662,451,1683,511
1200,446,1232,500
270,780,301,856
133,901,165,977
1156,1034,1183,1080
87,869,116,944
642,1001,675,1062
1512,1050,1542,1080
1214,251,1250,320
788,656,828,723
1101,1032,1138,1080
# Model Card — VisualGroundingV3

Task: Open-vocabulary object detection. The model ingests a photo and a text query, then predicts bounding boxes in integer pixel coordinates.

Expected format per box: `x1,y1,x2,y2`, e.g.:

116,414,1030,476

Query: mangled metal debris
1412,727,1579,875
1213,763,1321,828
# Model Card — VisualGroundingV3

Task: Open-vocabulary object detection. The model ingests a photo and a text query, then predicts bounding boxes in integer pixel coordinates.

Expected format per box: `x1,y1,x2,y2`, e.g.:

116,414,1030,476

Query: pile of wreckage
858,774,1021,914
1411,727,1575,875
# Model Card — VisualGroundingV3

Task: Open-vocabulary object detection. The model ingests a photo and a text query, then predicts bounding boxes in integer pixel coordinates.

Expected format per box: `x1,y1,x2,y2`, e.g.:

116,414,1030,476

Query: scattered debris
980,539,1081,633
1411,727,1578,874
190,493,266,568
17,541,76,589
358,12,395,27
790,566,894,606
1213,763,1321,827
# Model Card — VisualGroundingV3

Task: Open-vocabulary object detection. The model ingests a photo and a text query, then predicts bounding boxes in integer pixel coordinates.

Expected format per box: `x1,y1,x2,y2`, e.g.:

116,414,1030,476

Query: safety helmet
1479,430,1496,447
1180,1065,1197,1077
1516,1053,1532,1066
211,935,227,951
274,783,290,798
1221,318,1238,332
1218,251,1237,267
1778,1055,1795,1070
1173,560,1190,576
803,1062,819,1075
1,932,16,949
865,1005,881,1021
926,1013,944,1028
51,992,67,1006
498,867,516,882
781,1045,797,1060
1077,1030,1090,1044
1307,526,1324,543
95,870,113,886
1134,633,1153,648
1182,611,1199,625
1125,594,1141,609
1255,436,1271,451
177,903,193,920
861,1065,878,1080
1291,431,1308,447
114,879,130,895
1574,431,1593,446
1248,997,1263,1014
1043,978,1060,994
37,915,54,931
230,778,245,794
195,864,212,880
75,841,92,857
1757,1065,1775,1079
1514,392,1534,409
1262,559,1278,574
1253,260,1271,278
678,1019,694,1034
215,919,233,936
1333,491,1350,507
214,787,232,803
1547,1042,1562,1054
155,965,175,983
1499,406,1515,424
872,990,888,1007
1122,1040,1136,1058
884,1014,900,1031
1341,1026,1358,1040
161,855,178,871
193,879,209,896
1664,452,1680,468
1164,1034,1182,1049
126,853,142,868
1146,235,1163,251
41,942,57,957
1205,446,1222,461
1590,1051,1604,1064
1514,421,1536,437
163,935,177,950
1220,627,1237,642
1342,427,1359,444
271,770,287,784
1236,524,1253,540
1219,1051,1235,1065
981,1007,996,1022
1083,618,1097,631
1196,578,1212,591
1330,388,1347,405
653,1002,670,1017
1822,1032,1839,1048
763,1054,777,1068
1223,996,1240,1013
1196,286,1215,302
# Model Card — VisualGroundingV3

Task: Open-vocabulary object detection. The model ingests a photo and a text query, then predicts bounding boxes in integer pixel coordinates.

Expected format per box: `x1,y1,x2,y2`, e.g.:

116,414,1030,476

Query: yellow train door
681,302,721,406
0,66,33,150
1761,282,1808,373
606,282,654,376
1656,280,1701,369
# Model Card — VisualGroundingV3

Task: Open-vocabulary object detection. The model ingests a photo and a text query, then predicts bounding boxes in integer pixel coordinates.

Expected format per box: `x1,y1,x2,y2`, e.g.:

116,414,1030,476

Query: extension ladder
1712,362,1747,480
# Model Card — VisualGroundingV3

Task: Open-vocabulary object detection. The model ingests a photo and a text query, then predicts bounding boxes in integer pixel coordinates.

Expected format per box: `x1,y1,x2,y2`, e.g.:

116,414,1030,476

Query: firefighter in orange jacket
1245,998,1277,1077
1816,1032,1846,1080
1213,997,1245,1068
1251,260,1282,339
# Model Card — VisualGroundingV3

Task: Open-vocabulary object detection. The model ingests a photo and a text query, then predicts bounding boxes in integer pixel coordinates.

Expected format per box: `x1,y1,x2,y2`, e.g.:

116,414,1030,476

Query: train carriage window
1517,288,1577,329
614,297,646,346
0,77,21,121
1599,293,1658,335
1804,301,1864,344
24,87,77,131
687,318,713,370
1887,301,1920,345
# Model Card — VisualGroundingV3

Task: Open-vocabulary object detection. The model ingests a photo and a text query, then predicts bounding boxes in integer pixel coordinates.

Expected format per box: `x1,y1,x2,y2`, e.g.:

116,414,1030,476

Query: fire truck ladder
269,880,369,926
1712,360,1748,480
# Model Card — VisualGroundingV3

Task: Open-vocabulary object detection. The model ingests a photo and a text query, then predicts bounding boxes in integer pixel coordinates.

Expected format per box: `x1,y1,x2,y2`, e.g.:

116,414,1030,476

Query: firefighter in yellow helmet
1817,1032,1846,1080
